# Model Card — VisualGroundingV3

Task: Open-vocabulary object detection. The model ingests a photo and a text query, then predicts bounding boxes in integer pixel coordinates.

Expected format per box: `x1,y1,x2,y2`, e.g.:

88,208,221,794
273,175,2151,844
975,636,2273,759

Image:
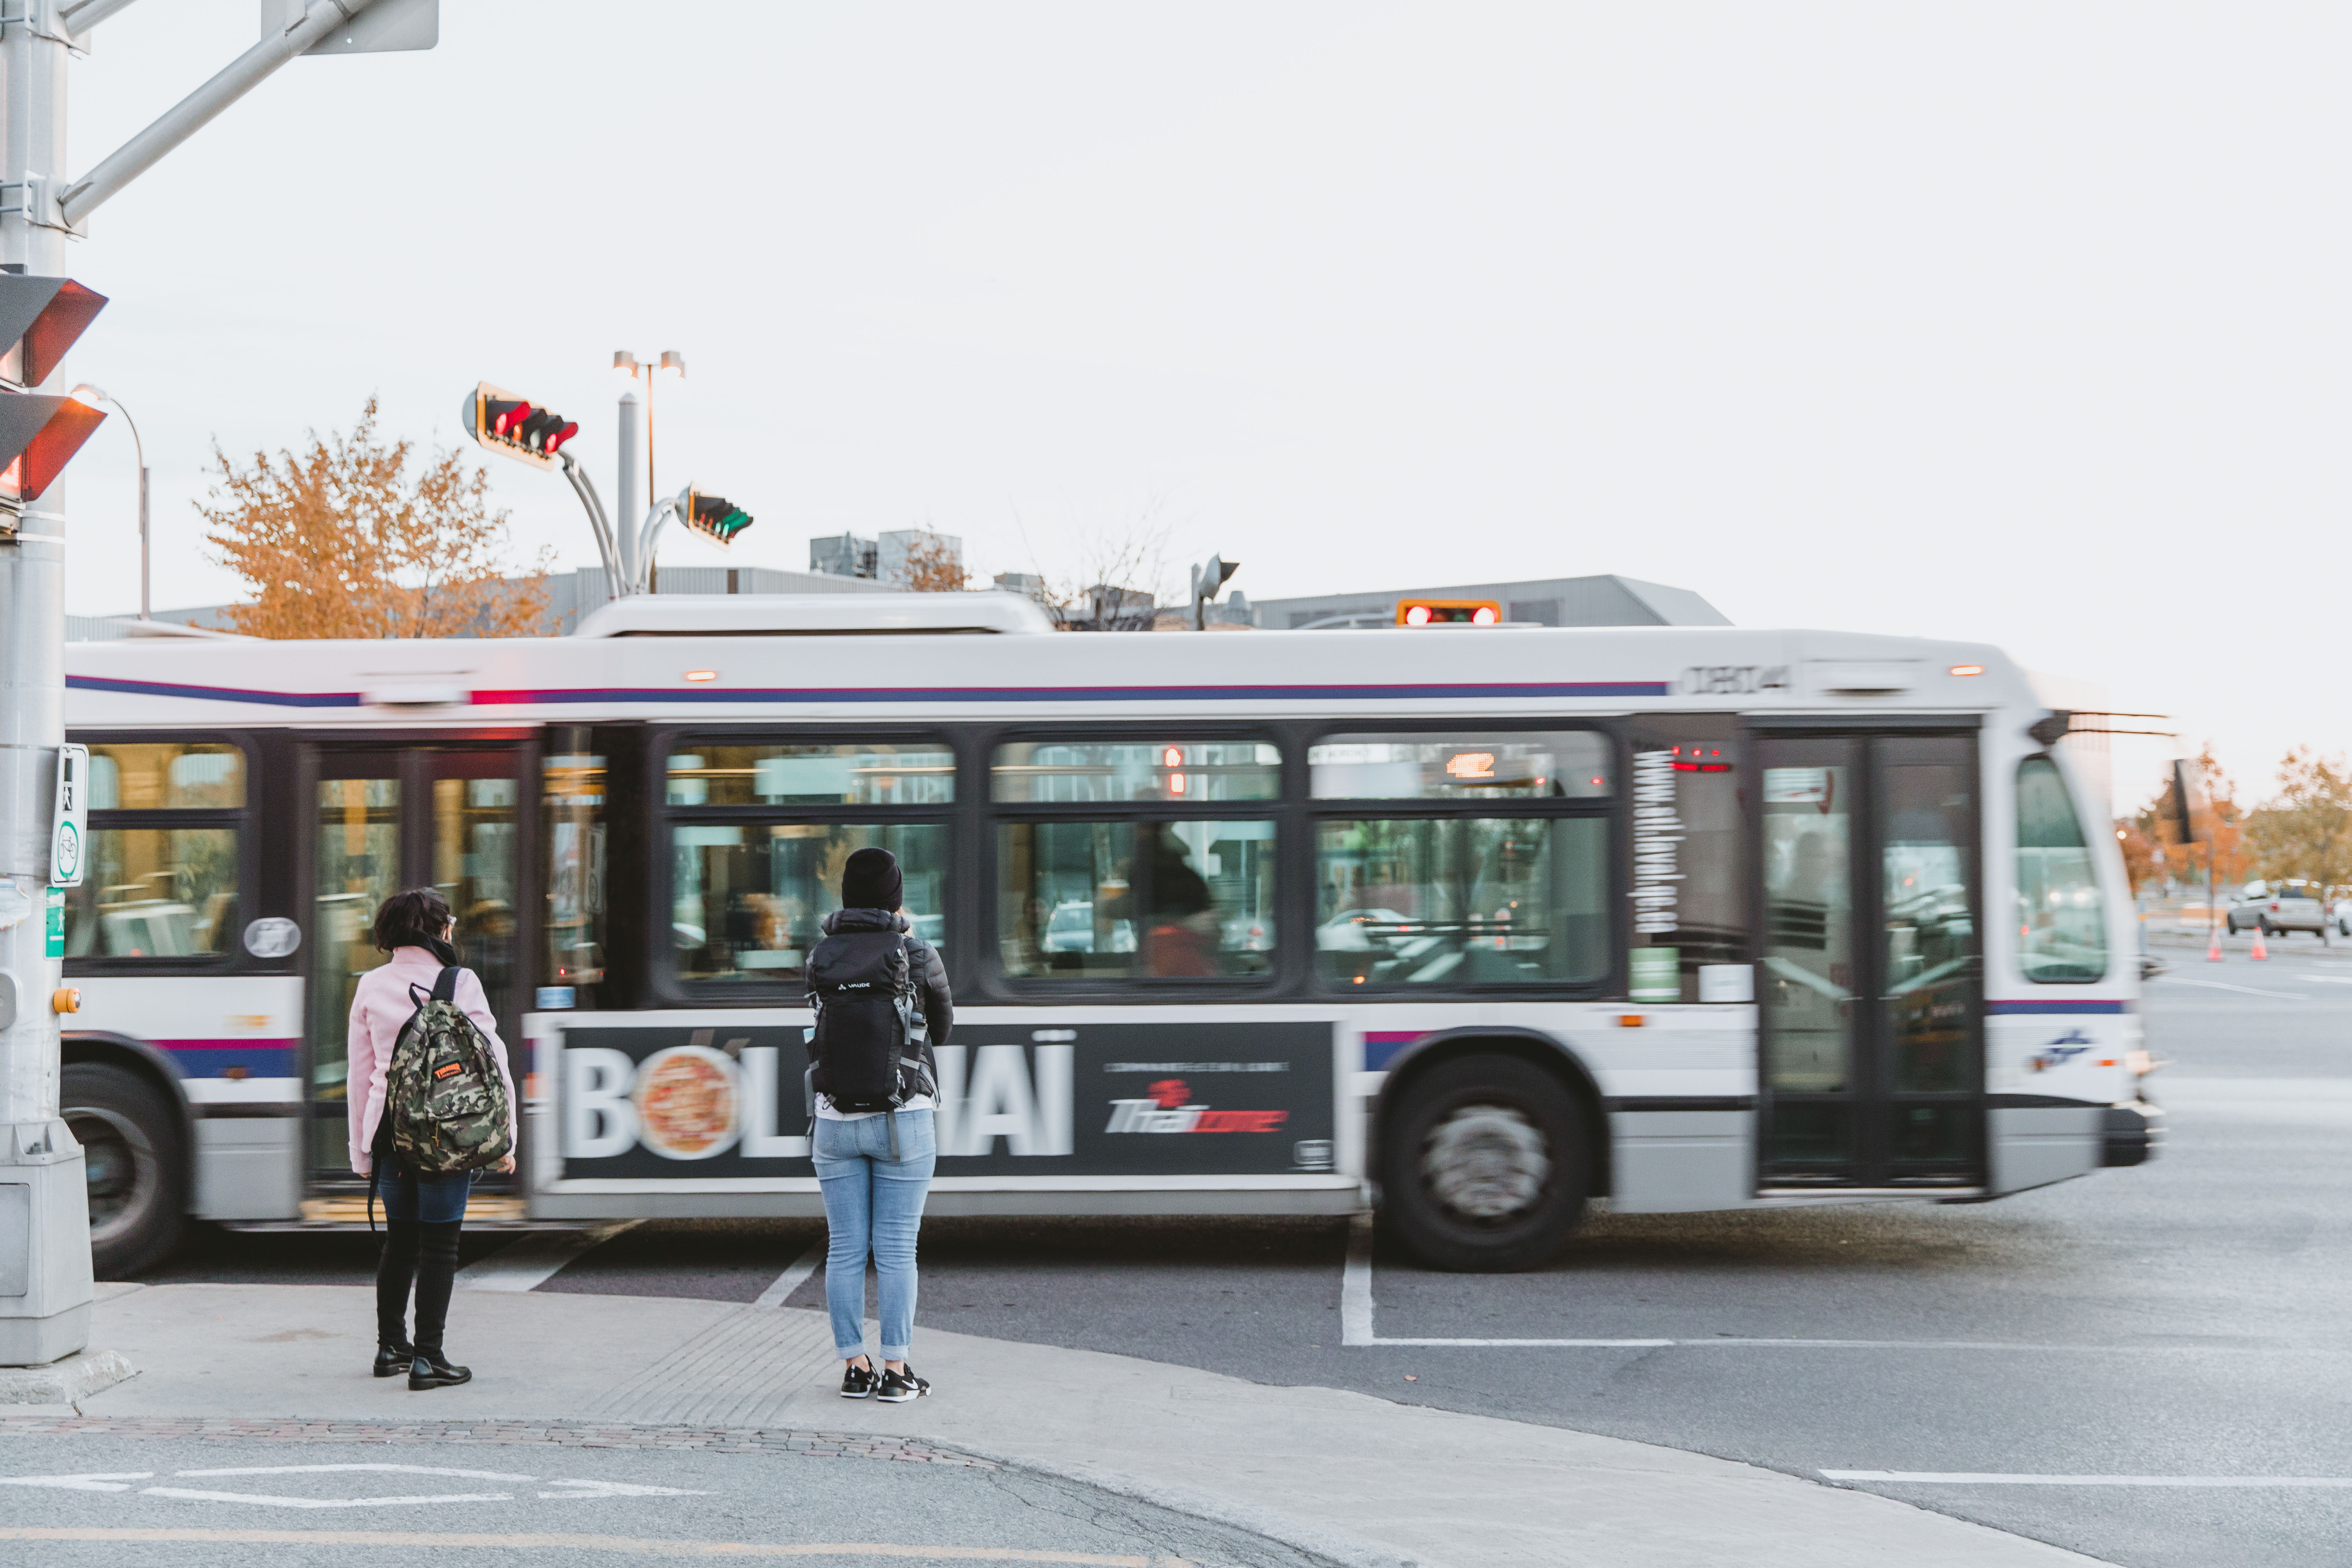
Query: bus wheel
62,1063,187,1278
1380,1055,1589,1272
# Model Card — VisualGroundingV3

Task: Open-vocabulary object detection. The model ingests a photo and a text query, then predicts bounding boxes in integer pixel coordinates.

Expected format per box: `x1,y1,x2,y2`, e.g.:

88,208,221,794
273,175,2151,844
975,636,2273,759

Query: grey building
1247,574,1729,630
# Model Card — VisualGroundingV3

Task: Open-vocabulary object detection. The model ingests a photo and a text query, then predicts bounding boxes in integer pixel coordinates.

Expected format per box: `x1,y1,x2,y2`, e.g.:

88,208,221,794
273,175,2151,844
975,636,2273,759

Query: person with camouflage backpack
347,888,518,1391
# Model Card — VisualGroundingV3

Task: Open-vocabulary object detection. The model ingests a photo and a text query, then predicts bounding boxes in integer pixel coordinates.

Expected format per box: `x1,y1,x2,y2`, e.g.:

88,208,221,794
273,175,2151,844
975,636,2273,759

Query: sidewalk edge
902,1430,1420,1568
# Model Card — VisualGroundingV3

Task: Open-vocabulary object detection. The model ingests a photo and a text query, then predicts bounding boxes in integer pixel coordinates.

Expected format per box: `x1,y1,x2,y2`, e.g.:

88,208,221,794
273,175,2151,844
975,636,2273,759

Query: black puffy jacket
805,907,952,1049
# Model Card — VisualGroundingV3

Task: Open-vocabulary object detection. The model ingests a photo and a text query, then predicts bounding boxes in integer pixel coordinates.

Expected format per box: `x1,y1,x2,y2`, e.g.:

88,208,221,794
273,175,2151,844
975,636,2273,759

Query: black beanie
842,846,903,911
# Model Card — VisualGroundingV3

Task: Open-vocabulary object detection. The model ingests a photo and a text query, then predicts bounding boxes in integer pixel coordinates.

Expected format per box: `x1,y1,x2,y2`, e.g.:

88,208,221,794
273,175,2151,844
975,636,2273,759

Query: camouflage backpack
385,966,513,1177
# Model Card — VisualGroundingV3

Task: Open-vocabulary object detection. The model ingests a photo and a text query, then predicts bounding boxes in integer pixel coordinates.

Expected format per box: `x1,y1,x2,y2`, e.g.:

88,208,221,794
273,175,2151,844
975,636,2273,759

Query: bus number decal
1678,665,1789,696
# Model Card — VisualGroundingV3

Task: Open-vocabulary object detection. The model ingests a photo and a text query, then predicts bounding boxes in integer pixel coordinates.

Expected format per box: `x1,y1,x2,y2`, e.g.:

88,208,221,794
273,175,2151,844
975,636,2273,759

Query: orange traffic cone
2251,924,2270,961
2207,925,2225,961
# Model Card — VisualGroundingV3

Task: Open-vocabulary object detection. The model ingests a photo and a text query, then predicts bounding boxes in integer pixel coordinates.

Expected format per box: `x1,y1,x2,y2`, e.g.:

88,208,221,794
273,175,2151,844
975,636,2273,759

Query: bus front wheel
1380,1054,1589,1272
62,1062,187,1278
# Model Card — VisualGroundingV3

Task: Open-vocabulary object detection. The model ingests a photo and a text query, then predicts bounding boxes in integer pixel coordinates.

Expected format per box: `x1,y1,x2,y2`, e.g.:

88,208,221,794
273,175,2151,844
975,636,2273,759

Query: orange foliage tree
2138,743,2249,894
899,529,973,592
200,398,549,638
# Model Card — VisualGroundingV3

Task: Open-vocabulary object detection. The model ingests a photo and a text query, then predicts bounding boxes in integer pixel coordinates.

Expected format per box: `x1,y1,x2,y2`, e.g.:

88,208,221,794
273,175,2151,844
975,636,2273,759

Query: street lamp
68,383,146,620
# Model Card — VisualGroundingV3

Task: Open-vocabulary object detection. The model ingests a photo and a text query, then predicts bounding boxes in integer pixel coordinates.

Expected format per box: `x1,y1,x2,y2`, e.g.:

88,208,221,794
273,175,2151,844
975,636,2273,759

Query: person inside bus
811,846,951,1403
347,887,518,1392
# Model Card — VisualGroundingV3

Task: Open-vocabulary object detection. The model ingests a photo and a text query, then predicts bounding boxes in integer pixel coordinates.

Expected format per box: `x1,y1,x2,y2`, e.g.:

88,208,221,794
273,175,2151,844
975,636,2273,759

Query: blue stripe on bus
1984,999,2132,1015
164,1042,301,1077
68,675,362,708
71,676,1675,707
472,682,1676,704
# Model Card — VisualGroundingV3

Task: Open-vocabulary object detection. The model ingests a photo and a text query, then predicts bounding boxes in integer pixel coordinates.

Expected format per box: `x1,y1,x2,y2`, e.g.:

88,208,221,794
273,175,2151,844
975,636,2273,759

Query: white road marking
142,1487,516,1508
0,1473,151,1491
1826,1470,2352,1487
538,1478,711,1498
171,1464,536,1480
2157,979,2309,1000
456,1221,640,1293
753,1239,827,1309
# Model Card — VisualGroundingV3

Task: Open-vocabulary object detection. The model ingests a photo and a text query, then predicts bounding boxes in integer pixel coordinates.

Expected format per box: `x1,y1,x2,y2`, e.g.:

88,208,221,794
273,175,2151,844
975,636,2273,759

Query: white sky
47,3,2350,814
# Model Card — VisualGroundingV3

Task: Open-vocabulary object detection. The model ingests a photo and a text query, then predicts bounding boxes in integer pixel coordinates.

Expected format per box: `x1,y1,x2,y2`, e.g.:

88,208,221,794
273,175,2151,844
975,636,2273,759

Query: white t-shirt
815,1092,936,1122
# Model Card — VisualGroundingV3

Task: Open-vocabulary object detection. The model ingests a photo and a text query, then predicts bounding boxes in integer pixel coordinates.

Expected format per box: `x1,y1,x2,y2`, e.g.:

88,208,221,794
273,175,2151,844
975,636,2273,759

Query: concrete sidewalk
50,1281,2103,1568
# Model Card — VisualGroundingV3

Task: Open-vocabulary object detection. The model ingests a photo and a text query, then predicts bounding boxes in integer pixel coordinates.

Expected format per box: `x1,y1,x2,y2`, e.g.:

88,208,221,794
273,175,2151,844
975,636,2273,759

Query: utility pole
0,0,435,1367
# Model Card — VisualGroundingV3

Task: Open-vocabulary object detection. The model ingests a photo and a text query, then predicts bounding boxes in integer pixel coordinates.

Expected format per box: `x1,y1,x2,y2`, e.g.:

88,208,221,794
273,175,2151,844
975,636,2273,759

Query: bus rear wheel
62,1063,187,1278
1380,1054,1589,1272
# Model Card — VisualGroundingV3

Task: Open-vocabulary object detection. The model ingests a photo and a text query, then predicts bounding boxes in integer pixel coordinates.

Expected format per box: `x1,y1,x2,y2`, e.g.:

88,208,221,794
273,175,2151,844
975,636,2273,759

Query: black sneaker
840,1360,877,1399
877,1364,929,1403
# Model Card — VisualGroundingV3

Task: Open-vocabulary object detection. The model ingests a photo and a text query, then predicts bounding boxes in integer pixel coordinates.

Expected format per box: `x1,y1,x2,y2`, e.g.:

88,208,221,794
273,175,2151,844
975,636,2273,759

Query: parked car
2227,879,2329,937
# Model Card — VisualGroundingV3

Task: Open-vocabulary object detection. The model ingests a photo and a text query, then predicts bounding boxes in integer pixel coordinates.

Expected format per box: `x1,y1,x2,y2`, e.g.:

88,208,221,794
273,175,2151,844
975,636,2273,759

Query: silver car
2227,879,2328,937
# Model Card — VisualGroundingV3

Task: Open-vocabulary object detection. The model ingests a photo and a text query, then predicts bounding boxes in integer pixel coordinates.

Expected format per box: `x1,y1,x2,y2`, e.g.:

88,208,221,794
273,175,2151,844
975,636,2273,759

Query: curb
895,1430,1417,1568
0,1348,136,1409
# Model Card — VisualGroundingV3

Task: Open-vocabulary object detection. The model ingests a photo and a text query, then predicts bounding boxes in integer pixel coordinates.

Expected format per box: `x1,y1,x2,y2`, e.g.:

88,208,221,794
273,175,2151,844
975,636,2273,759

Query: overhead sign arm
55,0,144,36
58,0,396,228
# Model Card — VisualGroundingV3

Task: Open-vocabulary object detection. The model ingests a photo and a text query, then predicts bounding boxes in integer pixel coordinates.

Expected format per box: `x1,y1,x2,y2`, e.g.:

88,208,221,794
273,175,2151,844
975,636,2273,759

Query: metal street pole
0,0,417,1366
615,385,642,594
0,0,94,1368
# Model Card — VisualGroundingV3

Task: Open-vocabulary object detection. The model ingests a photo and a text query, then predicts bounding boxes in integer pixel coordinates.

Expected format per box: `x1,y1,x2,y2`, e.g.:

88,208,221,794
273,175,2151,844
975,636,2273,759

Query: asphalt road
143,942,2352,1568
0,1427,1321,1568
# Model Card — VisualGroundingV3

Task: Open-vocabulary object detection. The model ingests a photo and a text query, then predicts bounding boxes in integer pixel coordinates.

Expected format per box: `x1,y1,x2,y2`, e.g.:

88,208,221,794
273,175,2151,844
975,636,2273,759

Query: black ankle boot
408,1348,471,1390
374,1340,416,1378
409,1220,466,1390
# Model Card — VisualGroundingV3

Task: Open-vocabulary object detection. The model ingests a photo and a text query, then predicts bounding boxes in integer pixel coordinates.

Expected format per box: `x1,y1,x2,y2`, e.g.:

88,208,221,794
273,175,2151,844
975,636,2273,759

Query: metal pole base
0,1119,92,1366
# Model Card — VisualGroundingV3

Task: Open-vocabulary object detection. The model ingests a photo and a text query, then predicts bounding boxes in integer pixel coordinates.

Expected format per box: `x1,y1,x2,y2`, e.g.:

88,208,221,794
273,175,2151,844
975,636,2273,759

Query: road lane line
0,1528,1180,1561
1825,1470,2352,1487
173,1464,535,1480
1341,1215,1375,1346
752,1239,827,1309
2156,979,2310,1000
141,1488,518,1508
456,1222,640,1293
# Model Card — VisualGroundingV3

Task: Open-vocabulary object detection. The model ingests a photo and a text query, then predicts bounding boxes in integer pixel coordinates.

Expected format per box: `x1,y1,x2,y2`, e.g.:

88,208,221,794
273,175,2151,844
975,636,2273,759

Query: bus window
992,740,1279,803
669,742,954,807
86,741,244,810
1307,733,1609,800
998,819,1276,979
545,748,607,1003
675,823,948,984
2016,756,2108,982
64,740,246,961
64,827,238,958
1314,818,1607,986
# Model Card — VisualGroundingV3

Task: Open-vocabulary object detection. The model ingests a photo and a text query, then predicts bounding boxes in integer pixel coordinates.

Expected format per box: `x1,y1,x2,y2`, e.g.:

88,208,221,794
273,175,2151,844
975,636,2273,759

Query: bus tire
62,1062,187,1278
1380,1054,1589,1272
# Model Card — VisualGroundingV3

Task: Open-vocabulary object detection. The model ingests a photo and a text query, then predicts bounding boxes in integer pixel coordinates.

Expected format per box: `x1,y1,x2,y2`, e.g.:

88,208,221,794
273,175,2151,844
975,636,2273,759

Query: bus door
1754,731,1984,1190
307,746,532,1192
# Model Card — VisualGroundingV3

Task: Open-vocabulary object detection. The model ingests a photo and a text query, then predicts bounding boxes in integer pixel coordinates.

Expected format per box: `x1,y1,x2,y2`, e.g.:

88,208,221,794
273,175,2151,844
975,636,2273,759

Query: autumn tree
899,528,973,592
201,398,550,639
2247,747,2352,892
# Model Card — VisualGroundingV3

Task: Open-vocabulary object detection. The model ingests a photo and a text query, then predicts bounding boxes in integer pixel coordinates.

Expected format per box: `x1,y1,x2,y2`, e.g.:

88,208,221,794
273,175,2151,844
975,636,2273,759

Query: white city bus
59,594,2157,1274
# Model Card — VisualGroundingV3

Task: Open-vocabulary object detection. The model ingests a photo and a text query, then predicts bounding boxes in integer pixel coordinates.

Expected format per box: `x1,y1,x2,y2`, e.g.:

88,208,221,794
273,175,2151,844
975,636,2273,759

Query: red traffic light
463,382,570,471
0,394,105,506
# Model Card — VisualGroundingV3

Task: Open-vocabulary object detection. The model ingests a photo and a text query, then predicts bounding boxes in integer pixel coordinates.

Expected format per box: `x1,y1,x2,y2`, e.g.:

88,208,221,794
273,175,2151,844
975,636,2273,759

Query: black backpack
806,928,937,1126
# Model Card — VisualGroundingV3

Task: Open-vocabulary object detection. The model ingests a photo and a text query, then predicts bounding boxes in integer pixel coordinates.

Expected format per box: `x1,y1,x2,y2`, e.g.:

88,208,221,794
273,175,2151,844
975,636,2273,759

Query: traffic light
460,381,578,470
683,489,753,545
1397,598,1501,626
0,275,109,515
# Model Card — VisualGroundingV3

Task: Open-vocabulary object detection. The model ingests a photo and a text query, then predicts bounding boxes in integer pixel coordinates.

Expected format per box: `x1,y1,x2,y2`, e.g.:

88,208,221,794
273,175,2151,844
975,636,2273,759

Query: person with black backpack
347,888,518,1392
807,847,951,1403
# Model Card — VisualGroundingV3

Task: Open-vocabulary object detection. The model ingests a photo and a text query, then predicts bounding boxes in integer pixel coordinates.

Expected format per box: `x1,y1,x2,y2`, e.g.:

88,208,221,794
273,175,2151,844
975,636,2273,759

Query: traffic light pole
0,0,96,1366
0,0,409,1367
615,386,642,594
556,452,621,594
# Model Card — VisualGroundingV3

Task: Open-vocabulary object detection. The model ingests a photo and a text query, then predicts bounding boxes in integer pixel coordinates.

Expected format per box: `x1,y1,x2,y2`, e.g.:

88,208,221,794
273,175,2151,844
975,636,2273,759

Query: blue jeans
375,1163,476,1225
812,1109,936,1362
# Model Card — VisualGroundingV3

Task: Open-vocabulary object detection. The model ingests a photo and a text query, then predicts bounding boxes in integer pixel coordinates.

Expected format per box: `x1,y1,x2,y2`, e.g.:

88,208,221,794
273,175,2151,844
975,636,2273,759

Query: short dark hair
373,887,453,954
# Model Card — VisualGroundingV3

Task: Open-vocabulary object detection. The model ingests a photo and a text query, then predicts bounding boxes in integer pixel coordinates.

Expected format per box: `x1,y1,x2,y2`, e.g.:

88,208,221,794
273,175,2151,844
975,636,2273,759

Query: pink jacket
347,946,518,1175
